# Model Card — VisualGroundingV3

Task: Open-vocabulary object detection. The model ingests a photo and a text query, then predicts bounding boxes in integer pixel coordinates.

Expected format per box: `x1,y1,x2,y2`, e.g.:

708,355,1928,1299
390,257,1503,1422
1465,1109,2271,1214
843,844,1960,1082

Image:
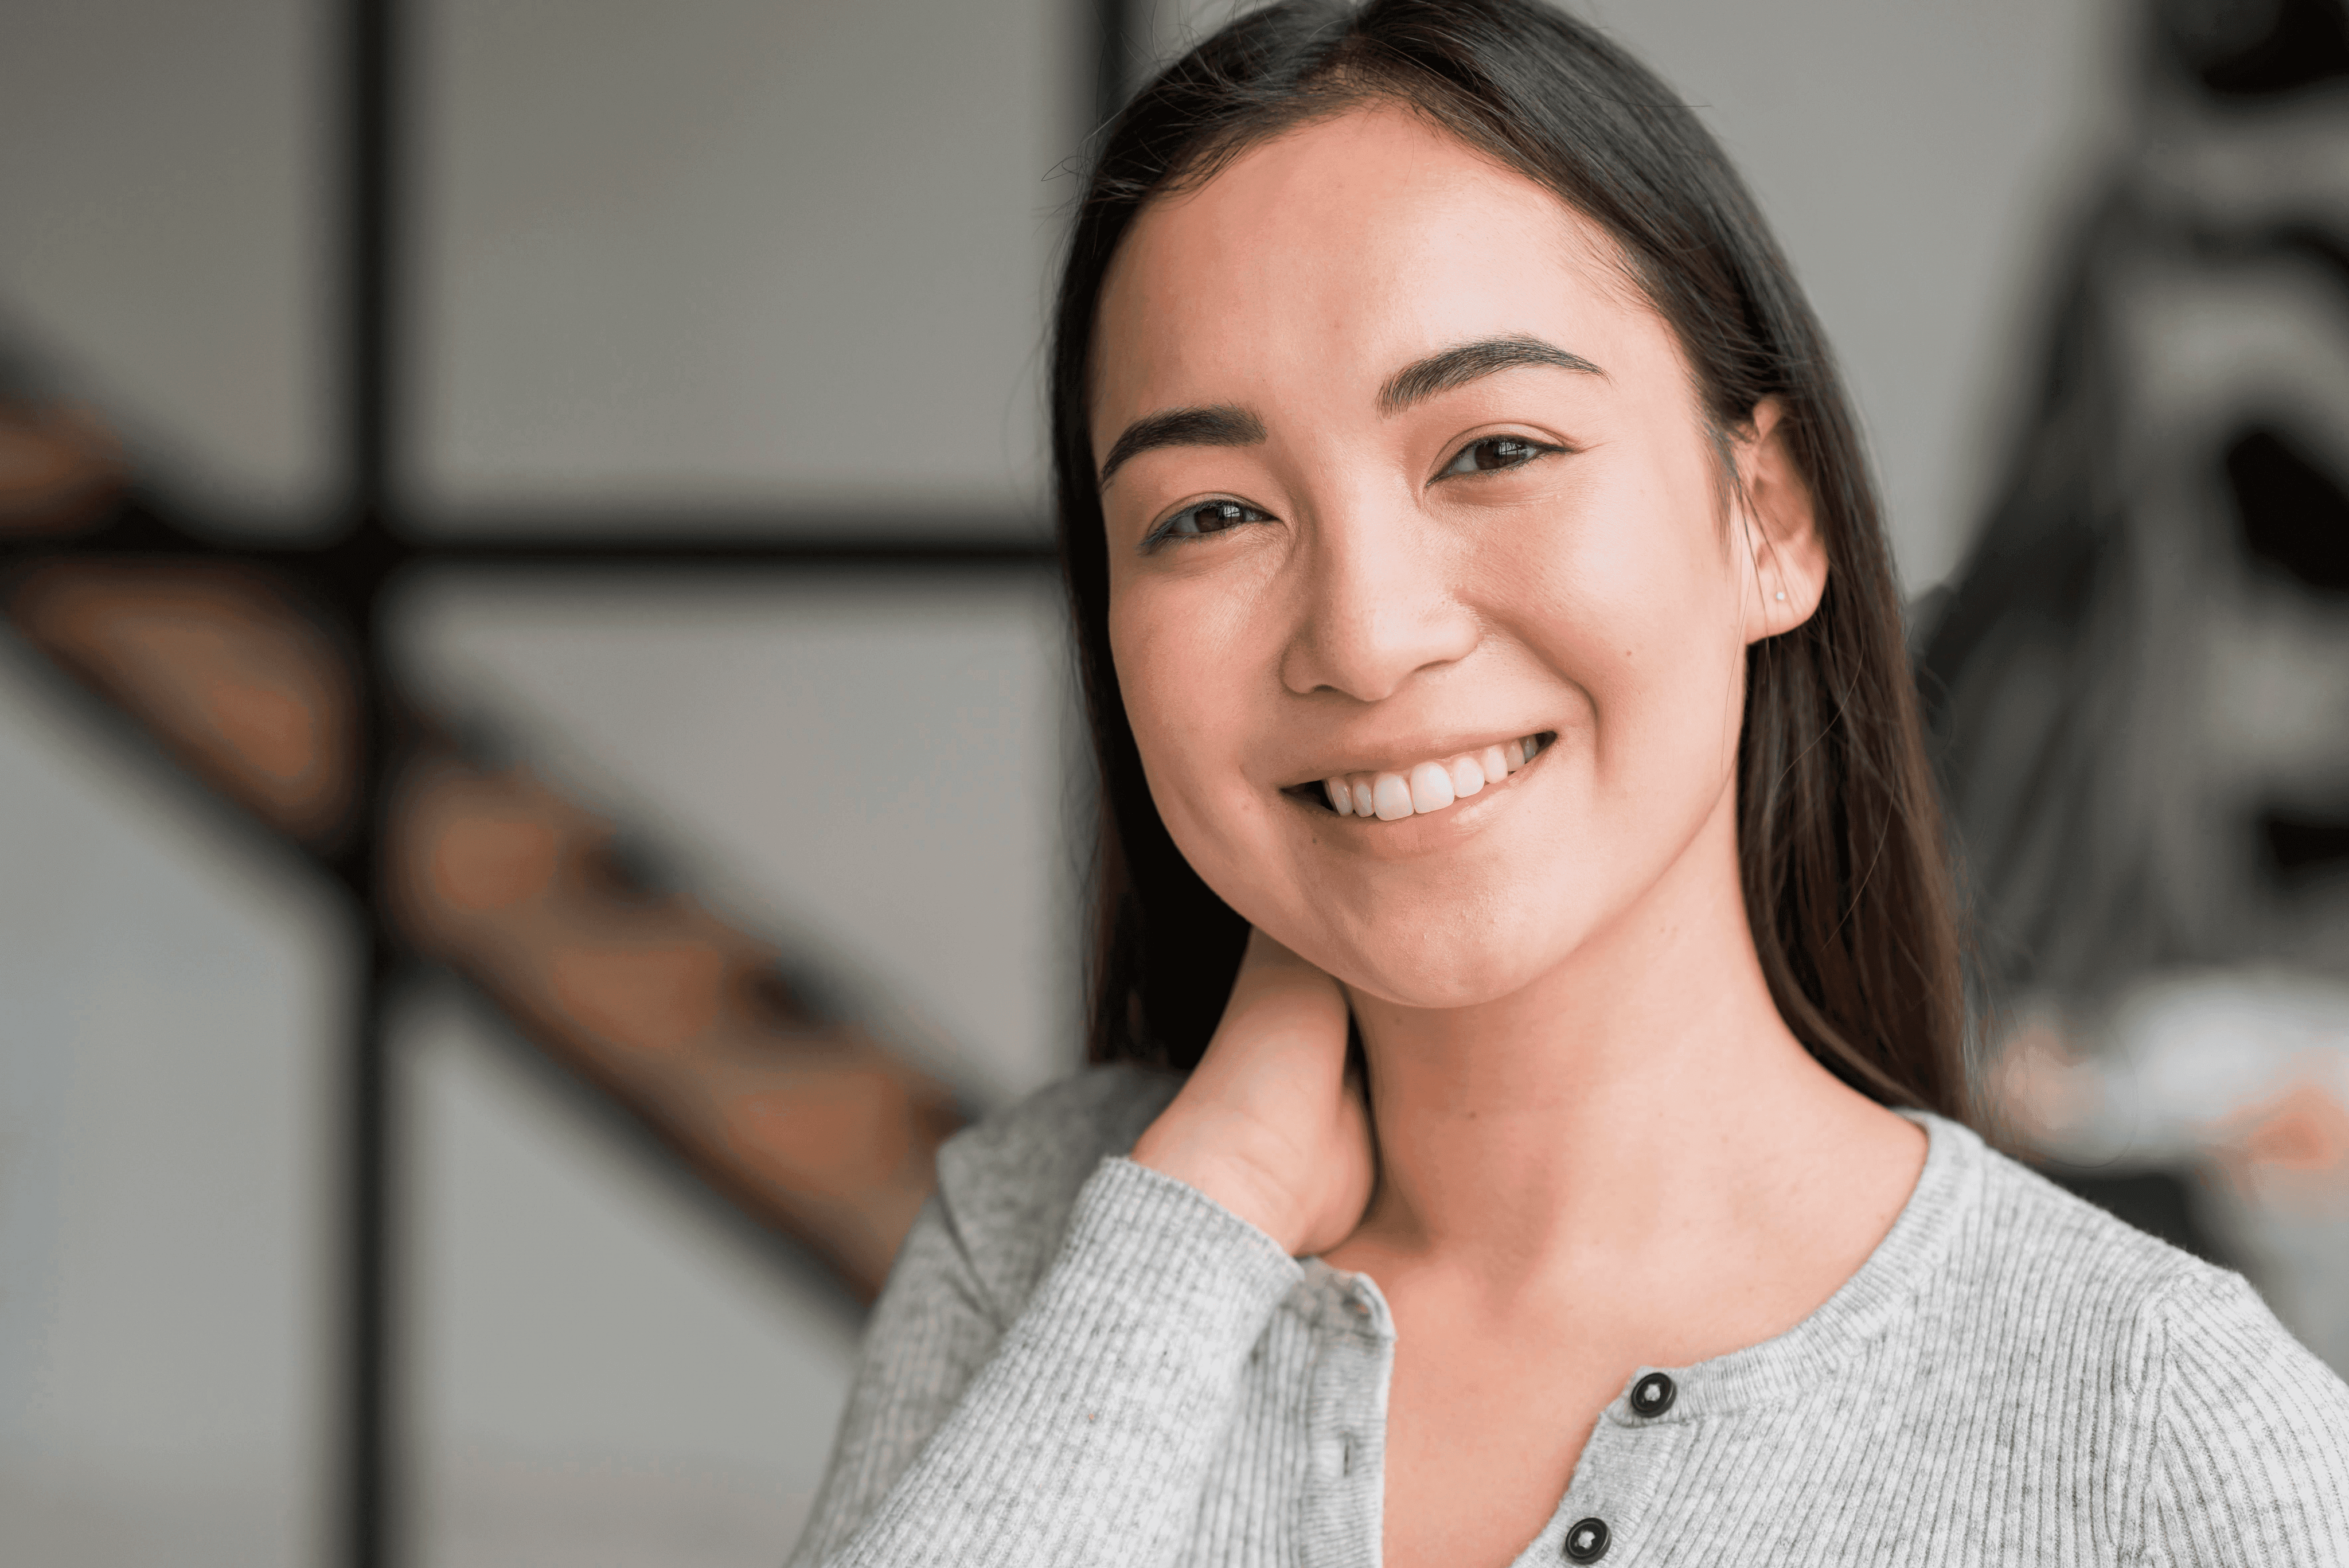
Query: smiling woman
786,3,2349,1566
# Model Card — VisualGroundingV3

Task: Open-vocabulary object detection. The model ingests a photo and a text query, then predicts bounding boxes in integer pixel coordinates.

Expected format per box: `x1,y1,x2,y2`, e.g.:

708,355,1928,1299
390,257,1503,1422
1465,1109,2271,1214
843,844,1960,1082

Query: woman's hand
1130,927,1375,1257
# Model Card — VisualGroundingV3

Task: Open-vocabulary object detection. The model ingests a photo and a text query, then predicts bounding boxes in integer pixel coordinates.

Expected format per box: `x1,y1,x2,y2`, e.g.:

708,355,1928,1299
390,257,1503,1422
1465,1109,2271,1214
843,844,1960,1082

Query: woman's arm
787,1154,1302,1568
790,931,1365,1566
786,1188,1006,1563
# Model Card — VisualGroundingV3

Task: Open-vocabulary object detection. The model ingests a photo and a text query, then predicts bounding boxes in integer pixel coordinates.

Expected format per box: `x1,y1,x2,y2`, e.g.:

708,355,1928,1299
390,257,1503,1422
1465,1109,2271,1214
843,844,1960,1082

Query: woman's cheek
1113,587,1246,833
1119,611,1312,942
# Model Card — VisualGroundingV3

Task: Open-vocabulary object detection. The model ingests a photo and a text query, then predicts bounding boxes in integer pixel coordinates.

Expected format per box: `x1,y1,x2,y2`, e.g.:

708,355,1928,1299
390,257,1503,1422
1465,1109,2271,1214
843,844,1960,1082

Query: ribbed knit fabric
787,1065,2349,1567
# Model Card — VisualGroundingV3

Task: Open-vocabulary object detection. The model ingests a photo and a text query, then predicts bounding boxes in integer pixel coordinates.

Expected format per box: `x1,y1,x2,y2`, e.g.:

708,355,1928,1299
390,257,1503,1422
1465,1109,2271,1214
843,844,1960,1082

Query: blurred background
0,1,2341,1566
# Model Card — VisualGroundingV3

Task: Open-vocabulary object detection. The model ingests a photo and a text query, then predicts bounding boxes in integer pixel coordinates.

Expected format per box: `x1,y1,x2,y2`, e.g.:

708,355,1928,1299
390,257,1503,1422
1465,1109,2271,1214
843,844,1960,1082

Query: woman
790,2,2349,1563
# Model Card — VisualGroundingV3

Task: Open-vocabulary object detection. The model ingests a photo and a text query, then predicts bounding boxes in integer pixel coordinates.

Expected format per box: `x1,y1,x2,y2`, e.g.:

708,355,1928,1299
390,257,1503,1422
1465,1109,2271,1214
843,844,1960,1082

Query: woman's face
1092,106,1818,1008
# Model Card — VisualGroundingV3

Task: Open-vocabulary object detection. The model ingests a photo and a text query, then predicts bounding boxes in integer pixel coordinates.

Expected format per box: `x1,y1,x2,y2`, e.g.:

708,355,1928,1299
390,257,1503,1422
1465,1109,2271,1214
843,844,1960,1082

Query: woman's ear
1733,396,1827,643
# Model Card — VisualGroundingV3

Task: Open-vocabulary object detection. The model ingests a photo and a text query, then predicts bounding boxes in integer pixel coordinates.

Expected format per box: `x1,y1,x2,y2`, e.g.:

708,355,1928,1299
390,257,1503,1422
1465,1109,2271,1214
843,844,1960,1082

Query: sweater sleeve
2140,1270,2349,1566
786,1184,1008,1566
789,1155,1302,1568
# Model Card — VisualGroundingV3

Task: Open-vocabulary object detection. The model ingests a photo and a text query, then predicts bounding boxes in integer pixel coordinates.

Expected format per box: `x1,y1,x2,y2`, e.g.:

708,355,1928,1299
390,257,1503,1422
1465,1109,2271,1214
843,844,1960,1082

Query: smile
1294,732,1553,821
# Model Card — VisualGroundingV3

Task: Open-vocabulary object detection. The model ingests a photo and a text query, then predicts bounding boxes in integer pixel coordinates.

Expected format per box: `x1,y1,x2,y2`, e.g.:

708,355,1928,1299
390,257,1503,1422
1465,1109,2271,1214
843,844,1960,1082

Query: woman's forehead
1092,106,1650,434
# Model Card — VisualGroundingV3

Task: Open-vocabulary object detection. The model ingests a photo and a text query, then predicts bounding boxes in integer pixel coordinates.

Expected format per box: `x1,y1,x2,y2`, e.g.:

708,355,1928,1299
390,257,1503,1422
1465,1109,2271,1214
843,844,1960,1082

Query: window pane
0,0,330,524
413,0,1079,531
393,571,1086,1105
0,646,340,1566
407,986,861,1568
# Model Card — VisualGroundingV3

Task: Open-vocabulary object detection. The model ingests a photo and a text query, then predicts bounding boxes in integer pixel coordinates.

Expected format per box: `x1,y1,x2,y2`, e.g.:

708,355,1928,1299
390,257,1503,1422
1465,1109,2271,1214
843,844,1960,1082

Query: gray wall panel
405,986,860,1568
0,0,330,522
0,642,340,1567
413,0,1081,525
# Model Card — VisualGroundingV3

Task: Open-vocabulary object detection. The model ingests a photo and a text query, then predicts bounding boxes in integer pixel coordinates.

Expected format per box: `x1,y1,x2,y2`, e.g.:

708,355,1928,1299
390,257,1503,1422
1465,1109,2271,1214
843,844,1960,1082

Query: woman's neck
1337,793,1922,1298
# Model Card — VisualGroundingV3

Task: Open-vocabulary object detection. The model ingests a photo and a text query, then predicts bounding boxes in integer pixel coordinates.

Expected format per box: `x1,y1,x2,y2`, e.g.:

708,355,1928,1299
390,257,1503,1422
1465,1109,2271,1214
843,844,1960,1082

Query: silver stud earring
1774,589,1787,602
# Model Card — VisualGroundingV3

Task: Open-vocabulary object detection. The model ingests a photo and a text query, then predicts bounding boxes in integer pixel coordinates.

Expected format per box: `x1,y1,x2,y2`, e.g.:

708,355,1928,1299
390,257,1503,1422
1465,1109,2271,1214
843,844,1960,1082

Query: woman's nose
1278,509,1480,701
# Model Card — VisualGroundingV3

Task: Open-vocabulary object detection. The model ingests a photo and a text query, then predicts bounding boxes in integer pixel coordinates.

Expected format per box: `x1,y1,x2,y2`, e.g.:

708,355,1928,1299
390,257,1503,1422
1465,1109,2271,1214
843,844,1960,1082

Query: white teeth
1320,735,1546,822
1407,760,1454,814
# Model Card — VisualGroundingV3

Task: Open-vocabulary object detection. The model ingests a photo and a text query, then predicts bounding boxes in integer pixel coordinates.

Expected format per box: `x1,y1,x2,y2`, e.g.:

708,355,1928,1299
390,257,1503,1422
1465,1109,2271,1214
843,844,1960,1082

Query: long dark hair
1053,0,1967,1118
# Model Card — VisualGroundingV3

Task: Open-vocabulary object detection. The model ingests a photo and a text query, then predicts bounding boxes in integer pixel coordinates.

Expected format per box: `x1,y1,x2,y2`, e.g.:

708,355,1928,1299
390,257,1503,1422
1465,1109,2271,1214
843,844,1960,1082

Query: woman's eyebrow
1378,334,1606,415
1097,404,1268,488
1094,336,1596,487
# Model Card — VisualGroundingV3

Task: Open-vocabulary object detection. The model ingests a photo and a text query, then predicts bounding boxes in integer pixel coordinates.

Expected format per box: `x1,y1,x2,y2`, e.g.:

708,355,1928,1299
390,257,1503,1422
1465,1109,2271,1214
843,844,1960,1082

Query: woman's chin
1315,930,1565,1014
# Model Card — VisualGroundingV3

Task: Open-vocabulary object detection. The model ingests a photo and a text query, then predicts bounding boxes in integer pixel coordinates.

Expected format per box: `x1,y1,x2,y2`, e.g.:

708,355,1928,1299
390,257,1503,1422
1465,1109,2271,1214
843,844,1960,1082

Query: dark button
1563,1516,1610,1562
1630,1371,1677,1417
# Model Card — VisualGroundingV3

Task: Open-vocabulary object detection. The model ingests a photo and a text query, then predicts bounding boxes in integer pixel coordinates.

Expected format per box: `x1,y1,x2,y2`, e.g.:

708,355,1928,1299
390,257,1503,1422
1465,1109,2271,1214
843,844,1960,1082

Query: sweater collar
1294,1109,1984,1421
1596,1108,1983,1425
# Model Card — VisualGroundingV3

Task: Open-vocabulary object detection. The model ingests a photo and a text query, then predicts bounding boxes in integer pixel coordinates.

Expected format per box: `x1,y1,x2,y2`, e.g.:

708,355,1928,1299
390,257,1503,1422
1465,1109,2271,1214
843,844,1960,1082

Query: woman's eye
1147,497,1267,547
1440,435,1554,477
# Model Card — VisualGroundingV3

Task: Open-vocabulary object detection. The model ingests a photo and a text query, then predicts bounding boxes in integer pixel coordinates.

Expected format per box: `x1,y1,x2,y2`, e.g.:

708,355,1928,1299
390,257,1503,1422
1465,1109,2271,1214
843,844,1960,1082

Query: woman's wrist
1130,1111,1307,1255
1126,929,1372,1259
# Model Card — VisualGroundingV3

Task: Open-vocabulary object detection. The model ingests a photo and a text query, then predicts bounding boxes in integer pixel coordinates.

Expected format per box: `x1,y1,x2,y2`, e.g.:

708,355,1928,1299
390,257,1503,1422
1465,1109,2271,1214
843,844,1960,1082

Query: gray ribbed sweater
787,1064,2349,1566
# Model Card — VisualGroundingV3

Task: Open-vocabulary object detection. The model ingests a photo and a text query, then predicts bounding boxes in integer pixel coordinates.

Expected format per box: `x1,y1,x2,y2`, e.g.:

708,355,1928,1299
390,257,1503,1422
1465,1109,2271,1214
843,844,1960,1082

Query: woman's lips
1293,732,1552,821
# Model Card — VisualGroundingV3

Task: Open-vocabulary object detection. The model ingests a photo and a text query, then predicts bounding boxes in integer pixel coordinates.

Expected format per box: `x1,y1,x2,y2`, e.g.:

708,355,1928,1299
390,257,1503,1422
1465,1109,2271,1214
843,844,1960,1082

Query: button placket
1297,1269,1394,1568
1531,1372,1692,1568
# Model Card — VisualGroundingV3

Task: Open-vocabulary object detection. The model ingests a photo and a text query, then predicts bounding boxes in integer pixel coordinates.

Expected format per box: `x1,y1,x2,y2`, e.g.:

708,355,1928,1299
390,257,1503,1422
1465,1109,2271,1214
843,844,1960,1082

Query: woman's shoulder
928,1060,1185,1325
1933,1120,2349,1483
1944,1120,2233,1314
1942,1119,2275,1349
